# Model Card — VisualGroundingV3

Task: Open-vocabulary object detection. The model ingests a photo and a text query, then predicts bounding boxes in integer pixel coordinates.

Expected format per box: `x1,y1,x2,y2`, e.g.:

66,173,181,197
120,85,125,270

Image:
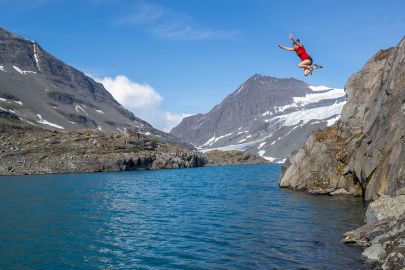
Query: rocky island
0,124,267,176
279,37,405,268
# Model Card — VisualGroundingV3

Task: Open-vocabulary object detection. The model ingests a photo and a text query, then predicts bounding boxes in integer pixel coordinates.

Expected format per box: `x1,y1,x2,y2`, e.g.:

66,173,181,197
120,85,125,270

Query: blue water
0,164,369,269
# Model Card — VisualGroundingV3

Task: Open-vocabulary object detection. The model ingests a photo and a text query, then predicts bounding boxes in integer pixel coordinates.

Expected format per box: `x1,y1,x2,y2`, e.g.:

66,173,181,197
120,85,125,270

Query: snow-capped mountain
0,27,163,135
171,74,346,162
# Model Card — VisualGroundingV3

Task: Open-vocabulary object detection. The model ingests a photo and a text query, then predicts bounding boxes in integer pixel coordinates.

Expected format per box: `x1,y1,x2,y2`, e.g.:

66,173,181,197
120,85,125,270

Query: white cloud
94,75,189,132
162,112,192,132
97,75,162,108
118,3,165,25
117,2,239,41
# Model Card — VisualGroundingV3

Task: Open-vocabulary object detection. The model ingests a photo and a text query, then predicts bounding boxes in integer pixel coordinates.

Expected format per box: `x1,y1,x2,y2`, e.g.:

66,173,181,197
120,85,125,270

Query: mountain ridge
171,74,346,162
0,26,165,136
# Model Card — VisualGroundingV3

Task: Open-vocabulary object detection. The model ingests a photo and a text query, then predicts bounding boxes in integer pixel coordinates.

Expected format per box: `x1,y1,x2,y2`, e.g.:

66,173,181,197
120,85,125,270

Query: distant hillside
171,74,346,162
0,27,165,136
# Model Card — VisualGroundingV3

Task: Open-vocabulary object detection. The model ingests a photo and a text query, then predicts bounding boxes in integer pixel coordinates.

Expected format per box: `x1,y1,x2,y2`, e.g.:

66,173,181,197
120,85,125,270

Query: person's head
293,38,300,49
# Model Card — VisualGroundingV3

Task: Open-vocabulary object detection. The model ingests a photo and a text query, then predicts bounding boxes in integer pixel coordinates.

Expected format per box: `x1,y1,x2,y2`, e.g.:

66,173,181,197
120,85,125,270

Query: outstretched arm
278,44,295,51
289,33,302,47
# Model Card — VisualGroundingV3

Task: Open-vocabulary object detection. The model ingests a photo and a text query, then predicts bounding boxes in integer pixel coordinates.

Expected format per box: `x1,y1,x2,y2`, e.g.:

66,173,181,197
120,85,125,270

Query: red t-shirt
296,45,311,61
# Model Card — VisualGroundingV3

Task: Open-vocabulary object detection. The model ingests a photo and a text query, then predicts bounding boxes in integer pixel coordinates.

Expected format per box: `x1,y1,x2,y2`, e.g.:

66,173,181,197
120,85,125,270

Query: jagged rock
365,195,405,224
343,196,405,269
362,243,386,262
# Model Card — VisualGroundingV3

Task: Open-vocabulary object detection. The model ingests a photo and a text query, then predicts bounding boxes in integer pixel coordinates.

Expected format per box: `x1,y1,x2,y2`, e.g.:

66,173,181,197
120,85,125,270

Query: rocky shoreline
343,195,405,269
0,125,267,176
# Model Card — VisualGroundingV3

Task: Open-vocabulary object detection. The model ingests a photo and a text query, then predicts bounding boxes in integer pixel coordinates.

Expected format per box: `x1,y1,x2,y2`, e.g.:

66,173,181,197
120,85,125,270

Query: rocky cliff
171,74,346,162
279,37,405,268
279,37,405,200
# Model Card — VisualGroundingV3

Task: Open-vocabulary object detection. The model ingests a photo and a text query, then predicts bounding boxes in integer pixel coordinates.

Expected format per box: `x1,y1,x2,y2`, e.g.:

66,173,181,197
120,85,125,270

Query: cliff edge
279,36,405,268
279,37,404,200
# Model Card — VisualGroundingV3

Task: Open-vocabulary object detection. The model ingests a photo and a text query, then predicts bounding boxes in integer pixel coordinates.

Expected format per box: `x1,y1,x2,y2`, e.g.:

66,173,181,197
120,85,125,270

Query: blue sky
0,0,404,130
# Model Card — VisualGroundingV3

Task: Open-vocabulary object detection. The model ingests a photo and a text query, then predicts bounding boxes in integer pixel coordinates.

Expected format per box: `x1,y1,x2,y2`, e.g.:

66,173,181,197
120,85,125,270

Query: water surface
0,164,369,269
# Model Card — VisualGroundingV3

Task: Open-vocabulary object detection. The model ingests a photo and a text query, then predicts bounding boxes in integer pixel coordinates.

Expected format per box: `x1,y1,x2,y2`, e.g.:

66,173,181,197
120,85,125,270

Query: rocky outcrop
279,36,405,269
279,37,405,200
343,195,405,269
0,126,267,176
204,150,267,166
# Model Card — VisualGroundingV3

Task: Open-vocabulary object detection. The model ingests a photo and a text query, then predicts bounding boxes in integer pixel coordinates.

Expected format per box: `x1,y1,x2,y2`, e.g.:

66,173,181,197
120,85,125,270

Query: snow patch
277,158,287,164
36,114,64,129
0,98,23,106
263,156,276,162
97,126,103,131
200,132,233,147
75,104,88,115
275,101,346,126
274,103,298,113
309,85,332,91
272,87,344,114
96,109,104,114
262,111,271,116
0,66,5,72
13,66,36,75
327,115,341,126
238,139,247,143
258,151,277,162
258,142,266,149
293,88,345,106
32,42,41,71
21,119,39,127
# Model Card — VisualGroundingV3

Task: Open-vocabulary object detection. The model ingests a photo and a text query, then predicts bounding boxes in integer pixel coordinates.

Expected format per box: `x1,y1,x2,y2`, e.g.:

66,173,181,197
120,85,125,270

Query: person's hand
288,33,293,40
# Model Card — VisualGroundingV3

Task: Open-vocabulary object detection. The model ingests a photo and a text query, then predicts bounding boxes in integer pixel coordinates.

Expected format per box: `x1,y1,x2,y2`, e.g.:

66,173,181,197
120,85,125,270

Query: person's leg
298,59,313,76
298,59,312,69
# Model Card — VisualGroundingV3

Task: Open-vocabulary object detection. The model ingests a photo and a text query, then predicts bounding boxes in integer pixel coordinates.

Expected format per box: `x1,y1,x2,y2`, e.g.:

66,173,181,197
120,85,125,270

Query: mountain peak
0,27,25,40
171,74,345,162
248,74,274,81
0,26,166,136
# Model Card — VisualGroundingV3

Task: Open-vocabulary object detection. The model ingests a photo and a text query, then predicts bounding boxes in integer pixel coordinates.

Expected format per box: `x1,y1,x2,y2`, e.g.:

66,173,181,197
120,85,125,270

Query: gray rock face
279,36,405,200
365,195,405,224
0,27,163,136
171,74,346,162
343,195,405,269
280,36,405,269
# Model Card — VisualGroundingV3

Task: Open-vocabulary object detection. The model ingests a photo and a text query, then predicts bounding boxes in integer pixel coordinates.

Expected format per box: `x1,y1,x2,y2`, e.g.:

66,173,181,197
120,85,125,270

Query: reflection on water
0,164,369,269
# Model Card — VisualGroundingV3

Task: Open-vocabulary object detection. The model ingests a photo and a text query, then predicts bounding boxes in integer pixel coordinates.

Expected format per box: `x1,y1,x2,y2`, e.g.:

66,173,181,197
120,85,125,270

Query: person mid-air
278,33,322,76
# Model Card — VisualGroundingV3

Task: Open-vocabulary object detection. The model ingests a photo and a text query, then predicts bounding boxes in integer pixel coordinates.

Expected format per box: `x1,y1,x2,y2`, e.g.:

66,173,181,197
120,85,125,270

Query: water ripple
0,164,370,269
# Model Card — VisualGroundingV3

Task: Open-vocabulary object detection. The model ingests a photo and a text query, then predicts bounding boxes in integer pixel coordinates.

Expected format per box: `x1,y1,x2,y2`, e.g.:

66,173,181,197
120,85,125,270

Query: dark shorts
306,57,313,63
